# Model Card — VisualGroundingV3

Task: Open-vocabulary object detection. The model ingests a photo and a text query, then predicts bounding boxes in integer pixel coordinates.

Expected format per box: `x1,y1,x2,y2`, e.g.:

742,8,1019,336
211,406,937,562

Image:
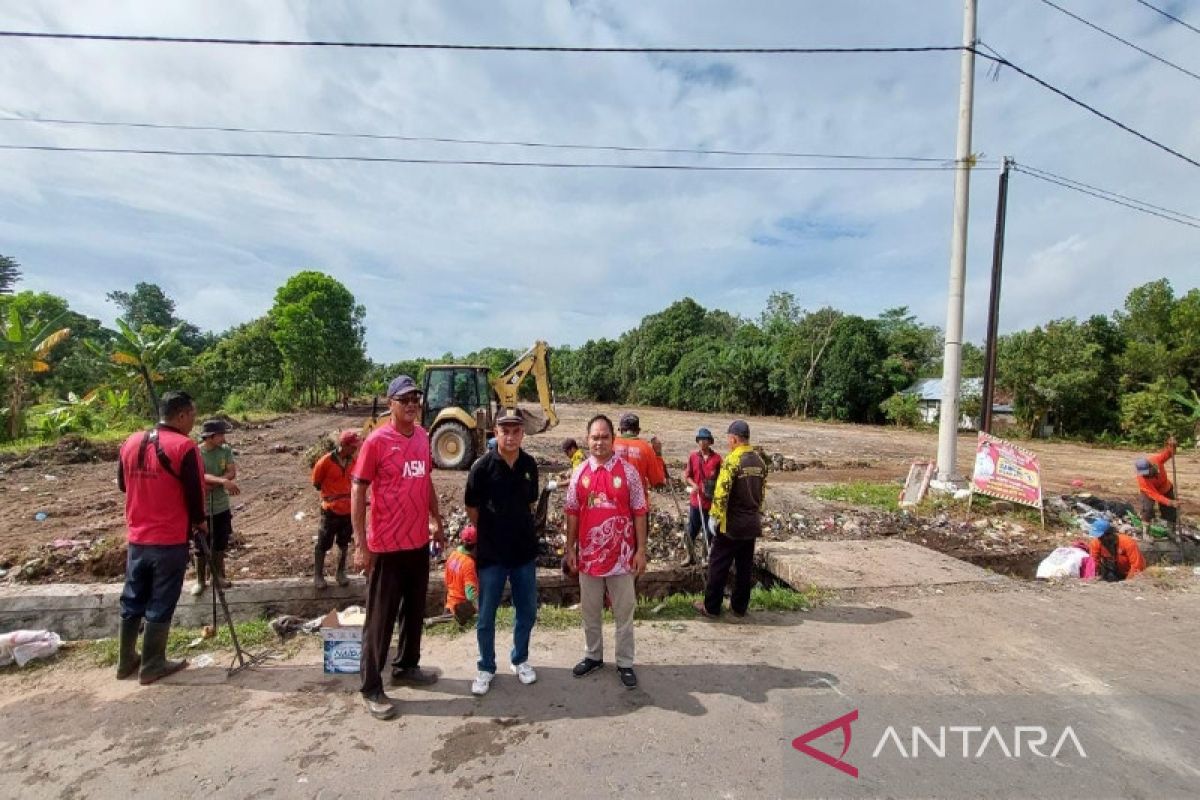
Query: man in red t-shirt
565,414,648,689
351,375,445,720
682,427,722,565
311,429,360,589
115,390,207,685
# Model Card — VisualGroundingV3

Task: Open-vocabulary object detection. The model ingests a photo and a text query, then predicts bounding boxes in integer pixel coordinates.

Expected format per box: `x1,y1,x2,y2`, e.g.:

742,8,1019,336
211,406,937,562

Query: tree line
1,249,1195,447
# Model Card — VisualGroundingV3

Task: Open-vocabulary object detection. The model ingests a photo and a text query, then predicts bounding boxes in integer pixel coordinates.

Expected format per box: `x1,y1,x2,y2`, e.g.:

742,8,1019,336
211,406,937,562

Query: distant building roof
902,377,984,402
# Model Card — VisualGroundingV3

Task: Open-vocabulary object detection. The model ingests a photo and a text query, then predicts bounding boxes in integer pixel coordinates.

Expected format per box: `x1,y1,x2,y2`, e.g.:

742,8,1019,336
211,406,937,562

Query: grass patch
85,618,277,667
1141,564,1191,590
0,424,142,456
424,584,826,638
812,481,900,512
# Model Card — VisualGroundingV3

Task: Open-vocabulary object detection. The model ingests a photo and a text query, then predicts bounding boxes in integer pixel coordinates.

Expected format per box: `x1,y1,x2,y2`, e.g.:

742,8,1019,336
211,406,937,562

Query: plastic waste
0,630,63,667
293,511,306,522
33,511,48,522
191,654,215,669
1036,547,1087,580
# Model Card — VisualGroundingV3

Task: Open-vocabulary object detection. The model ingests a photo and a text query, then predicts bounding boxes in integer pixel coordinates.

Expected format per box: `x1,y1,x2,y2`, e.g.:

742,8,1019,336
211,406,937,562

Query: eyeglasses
391,395,422,405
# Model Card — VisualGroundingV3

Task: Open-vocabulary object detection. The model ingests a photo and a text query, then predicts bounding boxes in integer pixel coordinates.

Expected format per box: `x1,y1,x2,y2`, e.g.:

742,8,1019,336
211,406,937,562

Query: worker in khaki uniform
695,420,767,619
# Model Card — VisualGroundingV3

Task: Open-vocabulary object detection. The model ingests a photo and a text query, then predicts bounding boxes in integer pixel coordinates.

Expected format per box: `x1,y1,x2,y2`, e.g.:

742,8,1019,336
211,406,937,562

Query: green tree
772,306,843,416
1115,280,1200,389
269,271,367,406
814,316,889,422
880,392,921,427
712,324,779,414
0,308,71,439
0,291,110,398
876,306,941,391
614,297,717,401
107,282,207,351
0,254,21,294
997,319,1105,437
1120,377,1193,445
559,338,621,402
187,317,284,410
88,319,187,420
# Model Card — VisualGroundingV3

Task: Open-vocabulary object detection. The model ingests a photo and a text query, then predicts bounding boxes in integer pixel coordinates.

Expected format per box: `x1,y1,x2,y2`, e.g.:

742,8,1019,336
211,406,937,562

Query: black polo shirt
464,449,540,568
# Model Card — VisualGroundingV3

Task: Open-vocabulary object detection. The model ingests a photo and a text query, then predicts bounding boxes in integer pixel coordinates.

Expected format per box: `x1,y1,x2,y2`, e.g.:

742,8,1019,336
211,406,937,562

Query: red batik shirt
564,454,647,577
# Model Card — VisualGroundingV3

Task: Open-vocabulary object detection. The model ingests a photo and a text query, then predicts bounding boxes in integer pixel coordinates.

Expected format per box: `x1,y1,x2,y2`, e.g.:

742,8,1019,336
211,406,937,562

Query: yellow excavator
366,341,559,470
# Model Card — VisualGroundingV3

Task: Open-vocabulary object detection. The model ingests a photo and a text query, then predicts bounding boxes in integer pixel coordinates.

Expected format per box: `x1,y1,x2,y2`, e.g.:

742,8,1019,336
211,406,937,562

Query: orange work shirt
1089,534,1146,580
444,548,478,613
311,451,356,516
614,436,666,489
1136,443,1176,506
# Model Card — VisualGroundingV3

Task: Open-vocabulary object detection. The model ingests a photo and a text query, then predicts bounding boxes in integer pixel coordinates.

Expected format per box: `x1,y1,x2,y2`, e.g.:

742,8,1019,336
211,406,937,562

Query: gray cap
727,419,750,439
387,375,420,398
619,412,640,432
1134,457,1153,476
199,418,231,438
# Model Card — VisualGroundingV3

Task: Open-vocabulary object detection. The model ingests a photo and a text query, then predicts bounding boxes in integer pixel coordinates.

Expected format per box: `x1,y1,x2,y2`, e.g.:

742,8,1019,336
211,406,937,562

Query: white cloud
0,0,1196,361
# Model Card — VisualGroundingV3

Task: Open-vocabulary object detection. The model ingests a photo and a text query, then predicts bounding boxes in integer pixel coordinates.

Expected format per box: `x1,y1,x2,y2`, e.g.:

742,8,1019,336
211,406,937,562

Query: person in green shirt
192,419,241,596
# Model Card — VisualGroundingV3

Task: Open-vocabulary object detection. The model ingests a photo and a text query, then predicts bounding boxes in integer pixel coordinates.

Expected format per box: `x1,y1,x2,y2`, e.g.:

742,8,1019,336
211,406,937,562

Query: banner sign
971,432,1043,509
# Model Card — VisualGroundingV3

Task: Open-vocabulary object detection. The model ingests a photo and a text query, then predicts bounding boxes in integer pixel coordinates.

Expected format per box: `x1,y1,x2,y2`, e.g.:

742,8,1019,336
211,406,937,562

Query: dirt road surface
2,579,1198,798
2,404,1196,584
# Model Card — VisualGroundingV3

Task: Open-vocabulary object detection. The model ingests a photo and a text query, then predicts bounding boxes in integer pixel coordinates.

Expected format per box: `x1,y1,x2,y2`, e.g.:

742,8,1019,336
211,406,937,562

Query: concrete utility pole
935,0,978,484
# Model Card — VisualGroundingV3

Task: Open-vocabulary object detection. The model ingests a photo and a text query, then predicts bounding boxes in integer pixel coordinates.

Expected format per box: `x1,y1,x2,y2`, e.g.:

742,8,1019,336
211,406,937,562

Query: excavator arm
490,340,559,434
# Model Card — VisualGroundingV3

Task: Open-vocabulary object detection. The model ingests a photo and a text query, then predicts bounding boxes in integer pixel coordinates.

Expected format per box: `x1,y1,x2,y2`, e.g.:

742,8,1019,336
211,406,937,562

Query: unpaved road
2,403,1196,583
2,578,1198,798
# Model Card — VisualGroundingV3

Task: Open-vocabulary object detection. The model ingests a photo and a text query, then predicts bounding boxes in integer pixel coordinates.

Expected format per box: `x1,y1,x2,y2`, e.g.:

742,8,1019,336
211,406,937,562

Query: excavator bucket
520,407,551,435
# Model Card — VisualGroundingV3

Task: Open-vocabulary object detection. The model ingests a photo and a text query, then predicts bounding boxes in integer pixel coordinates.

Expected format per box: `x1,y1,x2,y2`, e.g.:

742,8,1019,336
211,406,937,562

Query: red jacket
118,425,206,546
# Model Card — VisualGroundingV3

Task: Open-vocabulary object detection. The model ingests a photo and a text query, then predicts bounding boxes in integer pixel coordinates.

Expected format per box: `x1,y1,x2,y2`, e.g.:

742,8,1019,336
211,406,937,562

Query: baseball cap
199,419,231,438
1134,457,1153,476
338,429,361,447
496,408,523,426
1088,518,1112,538
619,412,640,432
561,437,579,453
460,525,478,545
387,375,420,399
696,427,713,442
727,419,750,439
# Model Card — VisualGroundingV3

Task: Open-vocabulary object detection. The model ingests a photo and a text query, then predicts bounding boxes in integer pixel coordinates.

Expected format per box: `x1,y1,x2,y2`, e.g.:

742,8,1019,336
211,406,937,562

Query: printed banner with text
971,432,1042,509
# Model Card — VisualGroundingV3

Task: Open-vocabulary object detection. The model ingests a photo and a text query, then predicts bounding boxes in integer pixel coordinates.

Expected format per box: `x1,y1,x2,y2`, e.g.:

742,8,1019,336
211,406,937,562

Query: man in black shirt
464,408,540,696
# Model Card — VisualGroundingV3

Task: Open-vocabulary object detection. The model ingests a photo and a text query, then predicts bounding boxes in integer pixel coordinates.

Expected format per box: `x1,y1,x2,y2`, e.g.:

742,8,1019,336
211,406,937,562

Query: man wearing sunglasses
351,375,446,720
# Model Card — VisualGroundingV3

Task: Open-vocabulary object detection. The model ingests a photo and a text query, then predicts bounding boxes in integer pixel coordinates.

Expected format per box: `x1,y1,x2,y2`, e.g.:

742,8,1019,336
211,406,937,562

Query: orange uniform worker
310,430,360,588
1087,519,1145,581
1134,436,1178,539
444,525,479,622
613,413,666,491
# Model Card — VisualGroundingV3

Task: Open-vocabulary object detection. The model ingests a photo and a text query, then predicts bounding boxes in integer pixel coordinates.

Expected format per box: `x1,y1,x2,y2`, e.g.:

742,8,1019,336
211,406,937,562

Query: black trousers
360,547,430,698
317,510,353,551
703,535,756,616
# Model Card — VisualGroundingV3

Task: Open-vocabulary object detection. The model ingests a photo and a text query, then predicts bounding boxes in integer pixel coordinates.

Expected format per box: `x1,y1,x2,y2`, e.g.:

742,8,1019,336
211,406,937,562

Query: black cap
727,419,750,439
561,437,579,453
200,418,232,438
619,412,640,432
387,375,420,398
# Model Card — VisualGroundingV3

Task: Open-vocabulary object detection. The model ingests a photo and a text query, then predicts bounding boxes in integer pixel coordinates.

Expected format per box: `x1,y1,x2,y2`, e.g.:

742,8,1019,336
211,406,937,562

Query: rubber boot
189,554,207,596
214,551,232,589
139,621,188,685
313,546,328,589
680,535,696,567
335,547,350,587
116,617,142,680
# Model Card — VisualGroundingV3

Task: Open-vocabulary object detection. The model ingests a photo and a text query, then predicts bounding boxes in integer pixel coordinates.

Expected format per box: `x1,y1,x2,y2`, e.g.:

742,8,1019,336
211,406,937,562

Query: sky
0,0,1197,362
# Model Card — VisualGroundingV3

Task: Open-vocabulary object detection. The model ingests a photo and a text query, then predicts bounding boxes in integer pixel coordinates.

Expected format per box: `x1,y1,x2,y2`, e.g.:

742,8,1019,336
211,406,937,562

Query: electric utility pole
980,156,1013,434
935,0,978,484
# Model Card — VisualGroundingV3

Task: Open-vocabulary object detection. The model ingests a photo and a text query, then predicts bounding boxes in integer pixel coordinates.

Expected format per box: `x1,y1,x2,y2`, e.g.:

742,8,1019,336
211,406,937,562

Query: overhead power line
0,31,961,55
1133,0,1200,36
974,43,1200,170
1012,162,1200,230
0,114,961,163
0,143,977,171
1035,0,1200,82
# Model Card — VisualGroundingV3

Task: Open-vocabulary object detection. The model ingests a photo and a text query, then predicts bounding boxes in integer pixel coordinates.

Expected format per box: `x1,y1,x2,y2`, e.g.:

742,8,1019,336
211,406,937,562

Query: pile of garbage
1051,493,1200,543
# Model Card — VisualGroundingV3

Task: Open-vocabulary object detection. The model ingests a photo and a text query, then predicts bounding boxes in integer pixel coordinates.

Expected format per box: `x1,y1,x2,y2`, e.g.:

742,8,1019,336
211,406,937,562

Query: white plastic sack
1035,547,1087,580
0,630,63,667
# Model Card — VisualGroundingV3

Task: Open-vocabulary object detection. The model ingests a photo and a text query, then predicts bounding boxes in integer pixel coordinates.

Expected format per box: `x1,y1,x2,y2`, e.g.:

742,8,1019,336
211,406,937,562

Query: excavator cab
422,366,492,470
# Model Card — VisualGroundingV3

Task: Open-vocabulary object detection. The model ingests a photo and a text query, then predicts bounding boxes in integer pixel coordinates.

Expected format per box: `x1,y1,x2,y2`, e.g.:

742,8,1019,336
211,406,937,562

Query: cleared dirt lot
1,402,1195,584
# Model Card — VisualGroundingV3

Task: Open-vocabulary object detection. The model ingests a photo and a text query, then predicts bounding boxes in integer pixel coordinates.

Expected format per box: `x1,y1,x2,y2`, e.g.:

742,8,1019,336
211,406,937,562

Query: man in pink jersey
351,375,446,720
564,413,648,689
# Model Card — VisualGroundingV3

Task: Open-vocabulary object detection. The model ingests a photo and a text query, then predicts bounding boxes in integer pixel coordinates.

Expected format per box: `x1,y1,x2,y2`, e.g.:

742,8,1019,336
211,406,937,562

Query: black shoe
617,667,638,688
363,692,397,720
390,666,439,686
572,658,604,678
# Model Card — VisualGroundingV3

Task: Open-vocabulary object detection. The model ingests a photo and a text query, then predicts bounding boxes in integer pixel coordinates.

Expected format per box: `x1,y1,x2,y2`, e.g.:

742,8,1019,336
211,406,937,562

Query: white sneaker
511,662,537,685
471,670,495,696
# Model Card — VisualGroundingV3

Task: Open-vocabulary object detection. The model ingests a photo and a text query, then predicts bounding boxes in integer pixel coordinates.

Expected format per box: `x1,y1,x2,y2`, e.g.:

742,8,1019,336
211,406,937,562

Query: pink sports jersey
564,454,647,577
352,423,433,553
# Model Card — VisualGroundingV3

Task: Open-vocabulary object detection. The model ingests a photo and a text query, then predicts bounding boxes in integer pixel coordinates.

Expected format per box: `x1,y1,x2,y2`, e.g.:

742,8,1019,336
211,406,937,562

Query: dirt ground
1,402,1196,584
2,578,1198,798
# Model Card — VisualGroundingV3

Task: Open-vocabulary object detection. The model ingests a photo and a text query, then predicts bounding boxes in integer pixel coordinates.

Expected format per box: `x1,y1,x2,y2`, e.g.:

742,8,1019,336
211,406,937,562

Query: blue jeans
120,543,190,624
476,559,538,673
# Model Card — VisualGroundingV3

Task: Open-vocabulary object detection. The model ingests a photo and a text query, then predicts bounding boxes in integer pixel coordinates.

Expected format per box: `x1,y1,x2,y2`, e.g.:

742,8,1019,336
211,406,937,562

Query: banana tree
0,308,70,439
1172,388,1200,441
86,319,184,421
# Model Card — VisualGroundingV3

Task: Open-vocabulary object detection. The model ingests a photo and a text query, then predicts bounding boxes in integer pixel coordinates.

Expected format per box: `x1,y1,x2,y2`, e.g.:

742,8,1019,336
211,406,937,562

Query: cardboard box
320,607,366,674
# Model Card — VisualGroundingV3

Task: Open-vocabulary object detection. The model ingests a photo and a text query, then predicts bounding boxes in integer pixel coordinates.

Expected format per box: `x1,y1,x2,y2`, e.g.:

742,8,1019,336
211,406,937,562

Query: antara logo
402,460,426,478
792,710,1086,779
